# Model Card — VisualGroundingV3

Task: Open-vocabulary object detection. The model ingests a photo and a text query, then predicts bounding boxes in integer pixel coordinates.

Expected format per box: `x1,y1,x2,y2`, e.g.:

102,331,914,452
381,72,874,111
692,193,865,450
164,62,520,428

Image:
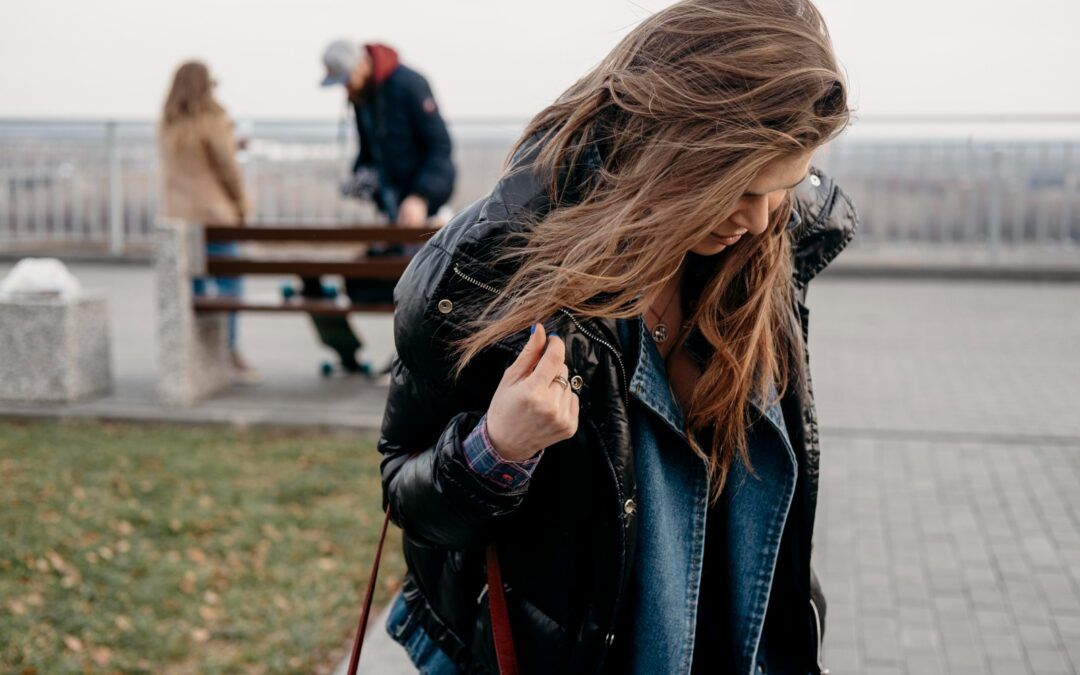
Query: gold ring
552,374,569,390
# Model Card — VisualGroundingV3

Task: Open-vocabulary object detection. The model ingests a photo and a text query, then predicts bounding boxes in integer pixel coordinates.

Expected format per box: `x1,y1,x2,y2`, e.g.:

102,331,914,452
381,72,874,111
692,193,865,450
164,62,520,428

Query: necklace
647,278,680,343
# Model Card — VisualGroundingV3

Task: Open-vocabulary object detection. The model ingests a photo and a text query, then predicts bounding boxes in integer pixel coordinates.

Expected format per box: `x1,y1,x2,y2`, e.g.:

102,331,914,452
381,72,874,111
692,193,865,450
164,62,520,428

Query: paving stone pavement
1,264,1078,673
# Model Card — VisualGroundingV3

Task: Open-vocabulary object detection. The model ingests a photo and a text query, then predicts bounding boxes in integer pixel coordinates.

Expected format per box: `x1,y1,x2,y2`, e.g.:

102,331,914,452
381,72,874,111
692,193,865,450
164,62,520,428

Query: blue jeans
385,592,459,674
192,241,242,349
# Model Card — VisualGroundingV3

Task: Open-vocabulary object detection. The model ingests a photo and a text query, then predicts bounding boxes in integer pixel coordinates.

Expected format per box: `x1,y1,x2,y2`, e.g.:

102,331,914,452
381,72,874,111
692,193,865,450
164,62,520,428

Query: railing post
988,149,1003,265
1064,173,1076,247
1063,143,1076,246
106,120,124,255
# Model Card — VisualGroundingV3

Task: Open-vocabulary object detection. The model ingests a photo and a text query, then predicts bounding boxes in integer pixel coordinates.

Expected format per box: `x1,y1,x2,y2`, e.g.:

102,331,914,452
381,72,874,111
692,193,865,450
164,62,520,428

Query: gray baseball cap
321,40,361,87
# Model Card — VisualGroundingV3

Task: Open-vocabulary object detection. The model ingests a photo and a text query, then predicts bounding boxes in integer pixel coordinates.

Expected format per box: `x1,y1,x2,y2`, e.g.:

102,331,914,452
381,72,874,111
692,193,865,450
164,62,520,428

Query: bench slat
205,257,412,278
204,225,437,244
193,297,394,316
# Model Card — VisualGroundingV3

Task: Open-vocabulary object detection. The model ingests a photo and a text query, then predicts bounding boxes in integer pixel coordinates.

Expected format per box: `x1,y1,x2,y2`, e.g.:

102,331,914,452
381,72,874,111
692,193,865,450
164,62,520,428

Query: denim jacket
613,314,799,675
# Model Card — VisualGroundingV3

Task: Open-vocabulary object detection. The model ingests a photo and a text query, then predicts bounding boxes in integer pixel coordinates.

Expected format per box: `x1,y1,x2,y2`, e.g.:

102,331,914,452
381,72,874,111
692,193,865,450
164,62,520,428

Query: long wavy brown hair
161,61,224,127
449,0,850,499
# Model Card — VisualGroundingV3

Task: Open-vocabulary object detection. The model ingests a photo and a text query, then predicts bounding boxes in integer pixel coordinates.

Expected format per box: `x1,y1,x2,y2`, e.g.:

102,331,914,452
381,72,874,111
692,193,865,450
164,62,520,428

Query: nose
737,195,771,236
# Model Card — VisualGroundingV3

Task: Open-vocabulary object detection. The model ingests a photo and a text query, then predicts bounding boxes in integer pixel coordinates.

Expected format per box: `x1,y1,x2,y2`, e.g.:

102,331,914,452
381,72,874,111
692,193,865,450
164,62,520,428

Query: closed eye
743,173,810,198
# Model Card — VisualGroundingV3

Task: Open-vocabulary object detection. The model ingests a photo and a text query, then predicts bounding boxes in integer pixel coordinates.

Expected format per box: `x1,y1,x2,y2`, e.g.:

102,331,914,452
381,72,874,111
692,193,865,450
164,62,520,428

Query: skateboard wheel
322,284,339,299
282,285,296,299
320,361,334,377
358,361,374,376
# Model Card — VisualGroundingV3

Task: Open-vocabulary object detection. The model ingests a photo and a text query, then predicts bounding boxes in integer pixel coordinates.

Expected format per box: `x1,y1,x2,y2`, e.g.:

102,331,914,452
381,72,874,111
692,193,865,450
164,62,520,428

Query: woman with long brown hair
377,0,857,672
158,60,259,382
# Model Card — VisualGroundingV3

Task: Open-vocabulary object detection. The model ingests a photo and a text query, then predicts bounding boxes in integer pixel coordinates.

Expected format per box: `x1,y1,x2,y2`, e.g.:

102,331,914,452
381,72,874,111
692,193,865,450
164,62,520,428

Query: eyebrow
743,172,810,197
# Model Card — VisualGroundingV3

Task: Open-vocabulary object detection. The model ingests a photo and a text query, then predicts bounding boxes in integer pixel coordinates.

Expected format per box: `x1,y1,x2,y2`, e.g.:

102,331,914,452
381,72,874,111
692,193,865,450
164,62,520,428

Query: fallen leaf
45,550,68,573
186,548,207,565
63,635,83,653
191,628,210,644
92,646,112,666
180,570,197,594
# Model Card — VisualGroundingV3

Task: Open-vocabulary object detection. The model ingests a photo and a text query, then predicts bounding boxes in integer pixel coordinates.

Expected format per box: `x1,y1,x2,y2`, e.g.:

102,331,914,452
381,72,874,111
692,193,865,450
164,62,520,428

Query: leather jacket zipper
450,263,630,408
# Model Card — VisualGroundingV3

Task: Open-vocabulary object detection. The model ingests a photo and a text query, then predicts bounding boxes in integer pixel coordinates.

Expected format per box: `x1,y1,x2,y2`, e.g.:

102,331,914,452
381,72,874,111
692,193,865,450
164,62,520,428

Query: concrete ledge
822,243,1080,282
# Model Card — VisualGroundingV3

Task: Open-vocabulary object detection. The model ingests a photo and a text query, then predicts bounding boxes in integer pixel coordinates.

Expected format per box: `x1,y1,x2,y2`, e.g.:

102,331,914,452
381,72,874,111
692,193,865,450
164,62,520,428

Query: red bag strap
486,542,520,675
346,512,520,675
346,508,392,675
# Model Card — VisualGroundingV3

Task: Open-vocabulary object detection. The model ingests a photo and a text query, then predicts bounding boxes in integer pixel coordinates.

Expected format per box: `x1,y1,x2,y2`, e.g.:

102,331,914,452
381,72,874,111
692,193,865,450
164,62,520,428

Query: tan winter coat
158,112,249,225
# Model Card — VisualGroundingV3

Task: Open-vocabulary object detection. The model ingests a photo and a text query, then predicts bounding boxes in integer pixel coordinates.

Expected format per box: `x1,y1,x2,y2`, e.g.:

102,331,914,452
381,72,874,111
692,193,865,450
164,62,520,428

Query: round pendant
652,323,668,343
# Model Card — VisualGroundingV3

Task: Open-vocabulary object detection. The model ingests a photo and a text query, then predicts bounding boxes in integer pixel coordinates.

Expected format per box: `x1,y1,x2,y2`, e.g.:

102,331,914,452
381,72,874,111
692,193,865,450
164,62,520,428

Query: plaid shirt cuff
461,413,543,494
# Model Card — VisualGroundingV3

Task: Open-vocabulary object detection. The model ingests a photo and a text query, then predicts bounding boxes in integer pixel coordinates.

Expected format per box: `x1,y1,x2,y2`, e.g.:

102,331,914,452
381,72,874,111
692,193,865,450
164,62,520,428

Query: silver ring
552,374,569,390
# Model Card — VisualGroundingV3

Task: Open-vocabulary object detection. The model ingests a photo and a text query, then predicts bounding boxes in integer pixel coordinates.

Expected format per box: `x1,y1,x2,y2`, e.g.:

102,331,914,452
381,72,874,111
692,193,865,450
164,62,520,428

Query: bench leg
155,219,232,406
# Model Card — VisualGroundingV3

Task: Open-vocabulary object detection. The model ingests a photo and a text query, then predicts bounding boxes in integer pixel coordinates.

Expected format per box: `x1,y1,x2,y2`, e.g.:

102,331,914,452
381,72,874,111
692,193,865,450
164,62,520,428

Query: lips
708,232,743,245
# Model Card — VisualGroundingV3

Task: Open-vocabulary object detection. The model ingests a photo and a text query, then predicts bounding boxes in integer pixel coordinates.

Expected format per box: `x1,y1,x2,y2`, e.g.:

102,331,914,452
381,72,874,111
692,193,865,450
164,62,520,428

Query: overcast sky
1,0,1076,122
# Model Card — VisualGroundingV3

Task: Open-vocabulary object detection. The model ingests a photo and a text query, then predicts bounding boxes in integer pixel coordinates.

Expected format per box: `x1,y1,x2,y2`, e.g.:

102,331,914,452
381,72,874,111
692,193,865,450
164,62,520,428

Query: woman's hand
485,322,580,462
396,194,429,228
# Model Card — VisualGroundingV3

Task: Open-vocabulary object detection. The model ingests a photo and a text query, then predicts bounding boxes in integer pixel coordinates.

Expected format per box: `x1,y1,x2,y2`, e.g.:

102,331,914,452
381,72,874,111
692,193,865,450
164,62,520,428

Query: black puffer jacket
352,63,455,215
379,135,858,674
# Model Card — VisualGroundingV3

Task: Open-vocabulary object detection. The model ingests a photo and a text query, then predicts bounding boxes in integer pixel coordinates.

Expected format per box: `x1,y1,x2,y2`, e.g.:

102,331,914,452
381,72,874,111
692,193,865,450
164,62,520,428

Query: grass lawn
0,421,405,674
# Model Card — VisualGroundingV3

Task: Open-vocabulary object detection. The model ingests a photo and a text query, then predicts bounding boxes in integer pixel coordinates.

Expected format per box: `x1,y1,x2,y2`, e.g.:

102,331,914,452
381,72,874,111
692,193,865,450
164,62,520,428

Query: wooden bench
193,224,438,316
153,219,437,406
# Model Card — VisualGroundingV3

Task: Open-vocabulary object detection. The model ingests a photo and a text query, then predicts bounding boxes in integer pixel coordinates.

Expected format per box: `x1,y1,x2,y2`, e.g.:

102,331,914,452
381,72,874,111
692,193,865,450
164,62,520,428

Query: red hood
364,43,400,86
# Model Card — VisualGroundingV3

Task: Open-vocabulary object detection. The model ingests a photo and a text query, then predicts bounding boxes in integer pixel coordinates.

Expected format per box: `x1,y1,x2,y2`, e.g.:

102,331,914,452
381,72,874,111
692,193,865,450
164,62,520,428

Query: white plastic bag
0,258,82,299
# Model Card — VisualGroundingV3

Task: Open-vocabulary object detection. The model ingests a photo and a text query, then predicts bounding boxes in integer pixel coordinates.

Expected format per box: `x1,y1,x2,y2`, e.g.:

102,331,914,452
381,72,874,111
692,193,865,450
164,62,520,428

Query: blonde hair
161,60,223,127
450,0,850,499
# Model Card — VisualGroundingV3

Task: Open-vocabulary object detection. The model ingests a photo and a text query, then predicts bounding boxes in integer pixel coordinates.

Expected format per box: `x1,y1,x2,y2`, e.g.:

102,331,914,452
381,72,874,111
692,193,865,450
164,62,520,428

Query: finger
550,365,571,400
503,322,547,382
561,379,580,438
546,362,570,388
567,385,580,420
528,333,567,385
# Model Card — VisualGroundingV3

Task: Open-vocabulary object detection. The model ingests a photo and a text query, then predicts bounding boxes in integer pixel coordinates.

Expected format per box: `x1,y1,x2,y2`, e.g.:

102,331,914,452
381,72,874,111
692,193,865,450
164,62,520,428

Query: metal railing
1,117,1078,259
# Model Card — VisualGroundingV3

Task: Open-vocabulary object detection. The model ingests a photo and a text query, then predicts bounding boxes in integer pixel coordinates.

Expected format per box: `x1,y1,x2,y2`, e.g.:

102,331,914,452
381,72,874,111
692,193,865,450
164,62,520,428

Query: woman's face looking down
688,150,814,257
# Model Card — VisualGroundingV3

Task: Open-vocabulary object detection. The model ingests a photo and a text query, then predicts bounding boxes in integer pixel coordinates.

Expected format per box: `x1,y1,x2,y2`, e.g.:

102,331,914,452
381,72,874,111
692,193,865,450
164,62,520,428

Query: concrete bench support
155,219,230,406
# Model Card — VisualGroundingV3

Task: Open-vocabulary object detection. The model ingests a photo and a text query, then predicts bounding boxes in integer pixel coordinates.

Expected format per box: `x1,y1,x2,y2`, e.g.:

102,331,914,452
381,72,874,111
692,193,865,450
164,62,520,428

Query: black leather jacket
378,136,858,674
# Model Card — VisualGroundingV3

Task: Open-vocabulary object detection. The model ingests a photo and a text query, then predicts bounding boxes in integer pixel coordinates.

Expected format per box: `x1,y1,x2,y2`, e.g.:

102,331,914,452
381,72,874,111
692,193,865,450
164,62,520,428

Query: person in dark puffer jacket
321,39,455,226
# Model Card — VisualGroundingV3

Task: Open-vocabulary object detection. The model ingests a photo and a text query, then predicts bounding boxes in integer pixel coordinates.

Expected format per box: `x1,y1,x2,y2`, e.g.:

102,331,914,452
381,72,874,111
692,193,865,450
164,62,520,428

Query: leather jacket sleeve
378,353,528,549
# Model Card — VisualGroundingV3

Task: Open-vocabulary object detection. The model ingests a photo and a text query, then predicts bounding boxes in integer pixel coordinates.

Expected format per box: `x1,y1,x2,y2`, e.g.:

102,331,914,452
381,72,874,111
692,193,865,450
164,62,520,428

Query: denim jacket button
623,499,636,516
437,299,454,314
605,632,615,647
570,374,584,391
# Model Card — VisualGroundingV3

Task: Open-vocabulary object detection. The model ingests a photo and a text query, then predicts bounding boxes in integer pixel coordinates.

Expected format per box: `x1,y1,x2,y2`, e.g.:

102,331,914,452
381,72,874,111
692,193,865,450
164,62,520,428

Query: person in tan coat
158,60,259,382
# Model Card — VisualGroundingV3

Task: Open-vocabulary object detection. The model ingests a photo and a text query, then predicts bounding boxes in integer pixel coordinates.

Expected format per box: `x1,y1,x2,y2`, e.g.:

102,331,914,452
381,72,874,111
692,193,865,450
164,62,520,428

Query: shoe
229,350,263,385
